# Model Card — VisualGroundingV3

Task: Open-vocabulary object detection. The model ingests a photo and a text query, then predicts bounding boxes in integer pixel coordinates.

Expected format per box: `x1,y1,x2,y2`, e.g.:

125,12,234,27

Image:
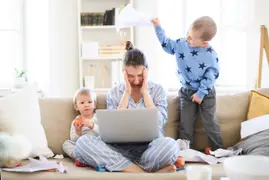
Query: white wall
25,0,50,92
255,0,269,25
133,0,161,83
48,0,79,97
41,0,269,97
254,0,269,87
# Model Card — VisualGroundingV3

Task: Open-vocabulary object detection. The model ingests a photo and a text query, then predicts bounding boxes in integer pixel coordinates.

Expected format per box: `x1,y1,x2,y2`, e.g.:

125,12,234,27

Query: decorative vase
14,77,26,88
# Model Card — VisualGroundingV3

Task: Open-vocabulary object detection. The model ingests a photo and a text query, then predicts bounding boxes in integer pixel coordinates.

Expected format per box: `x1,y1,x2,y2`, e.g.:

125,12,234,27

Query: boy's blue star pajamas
155,26,224,150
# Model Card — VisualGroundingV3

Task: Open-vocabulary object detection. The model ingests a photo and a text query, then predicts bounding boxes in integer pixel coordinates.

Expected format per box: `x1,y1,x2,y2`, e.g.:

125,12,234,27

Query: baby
62,88,99,160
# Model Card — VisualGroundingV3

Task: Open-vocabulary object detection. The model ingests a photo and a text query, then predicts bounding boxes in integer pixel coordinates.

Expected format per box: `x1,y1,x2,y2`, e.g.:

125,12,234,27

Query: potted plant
14,68,27,88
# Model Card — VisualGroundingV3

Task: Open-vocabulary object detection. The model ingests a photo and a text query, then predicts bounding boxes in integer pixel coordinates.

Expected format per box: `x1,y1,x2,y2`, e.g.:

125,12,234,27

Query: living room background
0,0,269,97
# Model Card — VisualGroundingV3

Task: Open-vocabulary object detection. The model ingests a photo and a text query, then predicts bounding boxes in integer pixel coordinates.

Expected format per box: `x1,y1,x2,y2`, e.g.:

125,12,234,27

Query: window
157,0,256,90
0,0,24,88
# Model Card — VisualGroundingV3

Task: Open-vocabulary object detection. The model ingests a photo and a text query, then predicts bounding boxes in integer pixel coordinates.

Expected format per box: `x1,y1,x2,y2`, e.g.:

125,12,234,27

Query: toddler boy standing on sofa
152,16,224,151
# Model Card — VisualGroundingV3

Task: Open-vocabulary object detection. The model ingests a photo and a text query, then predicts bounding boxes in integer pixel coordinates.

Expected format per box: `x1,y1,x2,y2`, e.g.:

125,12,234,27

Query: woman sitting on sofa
74,41,180,173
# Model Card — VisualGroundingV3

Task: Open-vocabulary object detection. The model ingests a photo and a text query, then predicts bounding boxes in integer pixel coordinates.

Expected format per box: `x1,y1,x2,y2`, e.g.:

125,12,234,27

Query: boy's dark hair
123,41,148,68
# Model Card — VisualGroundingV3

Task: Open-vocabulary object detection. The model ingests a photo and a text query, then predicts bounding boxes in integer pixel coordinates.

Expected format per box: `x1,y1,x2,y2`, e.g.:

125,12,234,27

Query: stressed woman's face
125,65,145,88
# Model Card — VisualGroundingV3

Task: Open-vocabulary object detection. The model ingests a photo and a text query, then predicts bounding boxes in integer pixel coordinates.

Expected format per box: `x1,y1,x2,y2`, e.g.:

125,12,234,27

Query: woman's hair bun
125,41,134,51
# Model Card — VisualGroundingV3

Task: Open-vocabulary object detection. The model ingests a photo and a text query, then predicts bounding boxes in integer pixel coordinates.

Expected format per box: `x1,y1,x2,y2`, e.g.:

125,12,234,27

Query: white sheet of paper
116,4,153,28
1,157,67,173
209,148,242,158
179,149,219,165
240,114,269,139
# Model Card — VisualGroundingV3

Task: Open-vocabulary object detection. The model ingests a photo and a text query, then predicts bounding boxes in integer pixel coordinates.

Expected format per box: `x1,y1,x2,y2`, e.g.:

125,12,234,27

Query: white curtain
0,0,50,92
0,0,23,88
24,0,50,93
157,0,261,90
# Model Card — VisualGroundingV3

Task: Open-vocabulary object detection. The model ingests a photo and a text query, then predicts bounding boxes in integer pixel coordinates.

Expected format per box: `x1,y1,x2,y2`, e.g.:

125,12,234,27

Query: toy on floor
96,166,106,172
175,156,185,168
74,159,88,167
0,132,32,168
175,156,186,171
204,147,212,155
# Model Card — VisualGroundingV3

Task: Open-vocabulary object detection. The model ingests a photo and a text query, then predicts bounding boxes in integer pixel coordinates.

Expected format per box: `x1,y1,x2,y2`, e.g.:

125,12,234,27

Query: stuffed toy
0,132,32,168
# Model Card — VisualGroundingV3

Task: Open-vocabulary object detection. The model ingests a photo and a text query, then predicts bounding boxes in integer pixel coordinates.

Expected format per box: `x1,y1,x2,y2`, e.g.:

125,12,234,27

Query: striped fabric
75,136,179,172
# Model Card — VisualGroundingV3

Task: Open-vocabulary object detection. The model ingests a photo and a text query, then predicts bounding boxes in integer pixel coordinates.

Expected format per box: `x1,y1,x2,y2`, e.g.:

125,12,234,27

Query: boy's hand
151,18,160,26
191,94,202,104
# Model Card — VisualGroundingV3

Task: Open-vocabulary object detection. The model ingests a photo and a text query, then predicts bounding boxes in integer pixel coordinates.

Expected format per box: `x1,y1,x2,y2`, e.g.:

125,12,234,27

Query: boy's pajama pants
178,87,224,150
75,136,179,172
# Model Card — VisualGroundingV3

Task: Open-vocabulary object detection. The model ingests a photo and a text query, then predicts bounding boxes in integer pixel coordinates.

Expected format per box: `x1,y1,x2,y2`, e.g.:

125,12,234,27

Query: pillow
247,90,269,120
0,84,54,158
241,114,269,139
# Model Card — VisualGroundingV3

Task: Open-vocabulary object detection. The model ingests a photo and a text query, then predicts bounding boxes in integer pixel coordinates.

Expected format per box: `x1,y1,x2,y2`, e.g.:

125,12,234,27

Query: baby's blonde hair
73,87,97,105
191,16,217,41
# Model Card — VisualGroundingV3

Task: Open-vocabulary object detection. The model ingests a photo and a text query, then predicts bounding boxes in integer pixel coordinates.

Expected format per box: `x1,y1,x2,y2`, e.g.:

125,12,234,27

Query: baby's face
75,94,95,118
186,28,207,48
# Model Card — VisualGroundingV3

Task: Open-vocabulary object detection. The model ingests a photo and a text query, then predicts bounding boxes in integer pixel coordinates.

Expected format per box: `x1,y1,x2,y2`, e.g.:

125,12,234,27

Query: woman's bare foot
122,164,177,173
156,165,177,173
122,163,145,173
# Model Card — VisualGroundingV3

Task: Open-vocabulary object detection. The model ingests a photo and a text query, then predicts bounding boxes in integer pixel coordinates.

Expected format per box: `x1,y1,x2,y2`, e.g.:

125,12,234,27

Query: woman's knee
154,136,177,146
156,137,179,156
148,137,179,158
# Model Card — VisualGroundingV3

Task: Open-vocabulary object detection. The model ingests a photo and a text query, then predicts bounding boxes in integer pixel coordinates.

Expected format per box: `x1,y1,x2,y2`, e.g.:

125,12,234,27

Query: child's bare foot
156,165,176,173
204,147,212,155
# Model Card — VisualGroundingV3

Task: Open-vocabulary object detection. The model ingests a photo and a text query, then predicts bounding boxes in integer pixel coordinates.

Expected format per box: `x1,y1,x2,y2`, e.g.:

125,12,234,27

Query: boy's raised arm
152,18,177,55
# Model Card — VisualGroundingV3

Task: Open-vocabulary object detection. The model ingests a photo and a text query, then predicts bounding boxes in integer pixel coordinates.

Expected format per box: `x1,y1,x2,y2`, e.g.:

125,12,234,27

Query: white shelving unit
77,0,134,90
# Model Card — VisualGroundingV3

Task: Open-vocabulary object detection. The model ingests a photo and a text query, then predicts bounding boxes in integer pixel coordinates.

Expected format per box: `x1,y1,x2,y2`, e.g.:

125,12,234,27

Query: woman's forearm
118,92,130,109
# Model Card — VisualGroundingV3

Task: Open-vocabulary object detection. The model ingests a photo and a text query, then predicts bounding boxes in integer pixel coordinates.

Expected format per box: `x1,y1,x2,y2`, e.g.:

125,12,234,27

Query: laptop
96,108,160,143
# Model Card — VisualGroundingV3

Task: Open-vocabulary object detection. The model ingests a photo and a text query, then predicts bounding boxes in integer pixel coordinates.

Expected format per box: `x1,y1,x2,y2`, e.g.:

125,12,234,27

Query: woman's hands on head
141,68,149,96
124,69,132,96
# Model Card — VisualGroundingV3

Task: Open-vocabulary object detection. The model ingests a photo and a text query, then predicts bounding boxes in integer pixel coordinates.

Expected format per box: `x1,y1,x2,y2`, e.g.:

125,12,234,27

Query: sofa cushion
193,88,269,150
247,90,269,120
39,98,77,155
166,91,250,150
165,93,179,139
0,84,53,158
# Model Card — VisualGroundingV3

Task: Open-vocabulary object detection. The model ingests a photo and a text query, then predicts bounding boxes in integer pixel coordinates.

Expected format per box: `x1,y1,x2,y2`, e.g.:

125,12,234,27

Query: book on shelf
81,7,120,26
81,12,104,26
